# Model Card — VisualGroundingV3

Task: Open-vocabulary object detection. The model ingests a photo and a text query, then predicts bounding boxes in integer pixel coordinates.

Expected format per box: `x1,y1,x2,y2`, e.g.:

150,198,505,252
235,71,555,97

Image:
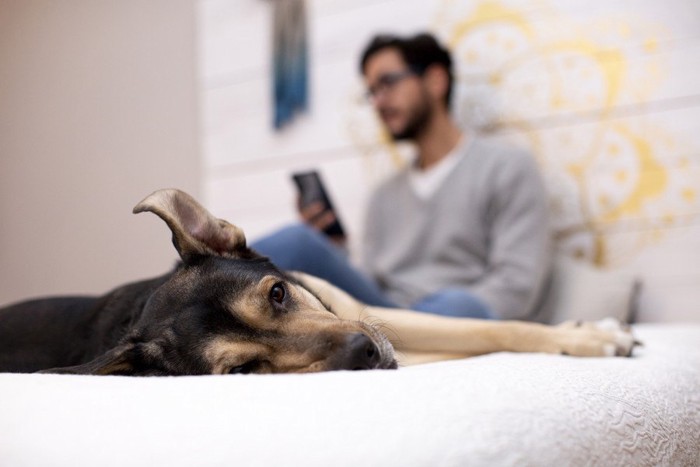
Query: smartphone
292,170,345,238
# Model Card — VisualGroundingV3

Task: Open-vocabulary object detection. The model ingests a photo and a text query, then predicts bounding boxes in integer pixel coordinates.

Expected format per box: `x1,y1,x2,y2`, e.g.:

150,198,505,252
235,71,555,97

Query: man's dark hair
360,32,454,109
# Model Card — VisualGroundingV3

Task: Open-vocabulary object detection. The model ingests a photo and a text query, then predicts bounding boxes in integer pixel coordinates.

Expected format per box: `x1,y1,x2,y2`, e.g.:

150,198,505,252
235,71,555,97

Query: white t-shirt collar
408,134,472,200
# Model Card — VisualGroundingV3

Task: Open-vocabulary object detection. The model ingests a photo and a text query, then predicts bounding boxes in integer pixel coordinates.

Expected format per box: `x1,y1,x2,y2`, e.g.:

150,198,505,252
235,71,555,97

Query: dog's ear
38,345,136,376
133,188,253,262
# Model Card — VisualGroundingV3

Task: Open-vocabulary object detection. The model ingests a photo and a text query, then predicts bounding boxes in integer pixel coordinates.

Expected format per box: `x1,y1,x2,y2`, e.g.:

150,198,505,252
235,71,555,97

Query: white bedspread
1,324,699,466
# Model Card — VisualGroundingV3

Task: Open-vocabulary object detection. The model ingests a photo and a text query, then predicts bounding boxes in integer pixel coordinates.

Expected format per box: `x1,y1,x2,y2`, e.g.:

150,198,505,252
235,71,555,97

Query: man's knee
252,224,331,270
255,224,316,251
284,224,328,248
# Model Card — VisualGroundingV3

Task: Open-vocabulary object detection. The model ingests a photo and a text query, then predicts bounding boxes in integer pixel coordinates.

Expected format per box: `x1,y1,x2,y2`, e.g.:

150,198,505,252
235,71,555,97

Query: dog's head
47,189,397,376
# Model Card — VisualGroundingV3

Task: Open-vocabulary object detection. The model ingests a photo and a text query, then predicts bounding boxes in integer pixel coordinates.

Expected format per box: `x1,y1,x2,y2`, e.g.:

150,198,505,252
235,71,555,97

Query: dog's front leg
295,273,637,364
359,307,636,360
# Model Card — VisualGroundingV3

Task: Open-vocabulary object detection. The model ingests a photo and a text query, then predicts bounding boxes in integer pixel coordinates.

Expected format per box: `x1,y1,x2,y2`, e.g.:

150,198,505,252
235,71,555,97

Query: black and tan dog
0,189,636,376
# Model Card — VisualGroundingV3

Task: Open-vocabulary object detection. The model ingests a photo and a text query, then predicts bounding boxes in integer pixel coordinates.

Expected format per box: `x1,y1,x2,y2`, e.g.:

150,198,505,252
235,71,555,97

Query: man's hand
298,199,347,246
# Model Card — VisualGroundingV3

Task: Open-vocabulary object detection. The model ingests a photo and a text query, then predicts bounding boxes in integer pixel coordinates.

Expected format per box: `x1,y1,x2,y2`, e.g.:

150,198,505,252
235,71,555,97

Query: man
253,33,551,320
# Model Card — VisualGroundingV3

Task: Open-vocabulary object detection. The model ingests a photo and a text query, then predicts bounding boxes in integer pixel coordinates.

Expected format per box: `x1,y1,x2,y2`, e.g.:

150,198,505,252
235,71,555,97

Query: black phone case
292,171,345,237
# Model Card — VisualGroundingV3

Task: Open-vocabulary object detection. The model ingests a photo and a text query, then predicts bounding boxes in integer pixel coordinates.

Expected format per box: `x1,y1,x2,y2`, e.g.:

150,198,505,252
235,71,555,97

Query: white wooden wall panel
199,0,269,86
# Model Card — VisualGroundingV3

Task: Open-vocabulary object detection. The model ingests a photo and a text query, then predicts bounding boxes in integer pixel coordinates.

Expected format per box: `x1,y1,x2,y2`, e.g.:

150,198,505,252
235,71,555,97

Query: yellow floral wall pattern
441,0,700,267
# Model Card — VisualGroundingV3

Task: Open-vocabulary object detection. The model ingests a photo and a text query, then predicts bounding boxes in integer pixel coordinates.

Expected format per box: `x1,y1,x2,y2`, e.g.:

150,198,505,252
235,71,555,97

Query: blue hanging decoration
272,0,308,130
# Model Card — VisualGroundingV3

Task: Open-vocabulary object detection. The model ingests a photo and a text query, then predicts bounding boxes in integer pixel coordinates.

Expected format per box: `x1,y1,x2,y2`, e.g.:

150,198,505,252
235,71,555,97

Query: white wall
200,0,700,322
0,0,200,305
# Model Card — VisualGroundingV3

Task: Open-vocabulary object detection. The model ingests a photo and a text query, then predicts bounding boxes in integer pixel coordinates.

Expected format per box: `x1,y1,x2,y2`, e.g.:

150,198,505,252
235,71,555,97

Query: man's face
363,48,432,141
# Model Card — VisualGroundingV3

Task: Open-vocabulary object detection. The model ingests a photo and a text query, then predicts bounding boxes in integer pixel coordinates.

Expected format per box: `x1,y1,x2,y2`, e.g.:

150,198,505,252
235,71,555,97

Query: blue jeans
252,224,494,319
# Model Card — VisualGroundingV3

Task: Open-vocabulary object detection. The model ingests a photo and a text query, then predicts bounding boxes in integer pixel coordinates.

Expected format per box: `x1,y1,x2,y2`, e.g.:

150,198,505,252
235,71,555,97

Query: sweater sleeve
468,151,552,320
361,186,382,273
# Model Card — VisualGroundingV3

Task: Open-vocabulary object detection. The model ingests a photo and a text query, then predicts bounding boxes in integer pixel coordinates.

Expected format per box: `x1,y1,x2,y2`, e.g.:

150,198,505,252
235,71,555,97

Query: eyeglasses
365,70,417,101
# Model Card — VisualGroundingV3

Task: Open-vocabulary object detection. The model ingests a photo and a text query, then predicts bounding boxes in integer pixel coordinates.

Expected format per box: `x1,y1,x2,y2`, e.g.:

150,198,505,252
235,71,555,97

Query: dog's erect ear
38,345,136,376
133,189,252,262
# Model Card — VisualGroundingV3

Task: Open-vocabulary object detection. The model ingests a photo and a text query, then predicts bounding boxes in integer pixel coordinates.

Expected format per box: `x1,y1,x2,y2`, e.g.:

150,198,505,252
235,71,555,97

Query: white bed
1,323,698,466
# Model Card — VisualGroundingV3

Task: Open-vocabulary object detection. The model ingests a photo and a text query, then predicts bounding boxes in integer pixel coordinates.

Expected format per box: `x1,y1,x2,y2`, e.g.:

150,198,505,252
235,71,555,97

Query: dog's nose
346,333,380,370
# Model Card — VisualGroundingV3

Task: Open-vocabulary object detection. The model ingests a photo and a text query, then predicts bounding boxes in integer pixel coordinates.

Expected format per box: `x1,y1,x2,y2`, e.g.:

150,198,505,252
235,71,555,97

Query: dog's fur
0,189,636,376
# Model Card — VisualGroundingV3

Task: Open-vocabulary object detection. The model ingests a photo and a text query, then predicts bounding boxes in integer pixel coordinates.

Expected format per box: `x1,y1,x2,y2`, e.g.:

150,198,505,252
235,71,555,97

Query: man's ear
423,64,449,106
38,345,136,376
133,188,256,262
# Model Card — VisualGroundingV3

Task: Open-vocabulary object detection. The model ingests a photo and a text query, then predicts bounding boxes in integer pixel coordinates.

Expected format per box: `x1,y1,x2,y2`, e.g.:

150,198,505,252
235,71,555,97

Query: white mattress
1,324,699,466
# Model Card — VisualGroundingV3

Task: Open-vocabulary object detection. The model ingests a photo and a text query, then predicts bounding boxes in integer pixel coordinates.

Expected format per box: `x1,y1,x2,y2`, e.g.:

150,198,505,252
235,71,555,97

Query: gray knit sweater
362,136,552,319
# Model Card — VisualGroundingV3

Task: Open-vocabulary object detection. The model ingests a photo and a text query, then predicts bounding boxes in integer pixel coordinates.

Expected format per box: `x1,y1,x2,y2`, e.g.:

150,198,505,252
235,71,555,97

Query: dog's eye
270,283,286,304
228,361,258,375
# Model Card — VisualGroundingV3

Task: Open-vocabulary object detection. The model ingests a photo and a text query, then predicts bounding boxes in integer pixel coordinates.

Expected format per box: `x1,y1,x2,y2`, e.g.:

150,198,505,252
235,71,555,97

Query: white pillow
536,255,639,325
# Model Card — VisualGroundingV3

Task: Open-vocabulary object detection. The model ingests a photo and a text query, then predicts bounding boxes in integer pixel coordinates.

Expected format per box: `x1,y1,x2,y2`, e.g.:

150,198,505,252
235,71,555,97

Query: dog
0,189,637,375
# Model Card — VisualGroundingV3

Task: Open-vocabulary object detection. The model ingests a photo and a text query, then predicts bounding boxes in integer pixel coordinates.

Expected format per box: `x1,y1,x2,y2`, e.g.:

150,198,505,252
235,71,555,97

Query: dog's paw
593,318,639,357
556,318,640,357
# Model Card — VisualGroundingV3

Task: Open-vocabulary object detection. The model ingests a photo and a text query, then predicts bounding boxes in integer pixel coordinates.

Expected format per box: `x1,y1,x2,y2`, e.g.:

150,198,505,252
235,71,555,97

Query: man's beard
389,96,432,141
